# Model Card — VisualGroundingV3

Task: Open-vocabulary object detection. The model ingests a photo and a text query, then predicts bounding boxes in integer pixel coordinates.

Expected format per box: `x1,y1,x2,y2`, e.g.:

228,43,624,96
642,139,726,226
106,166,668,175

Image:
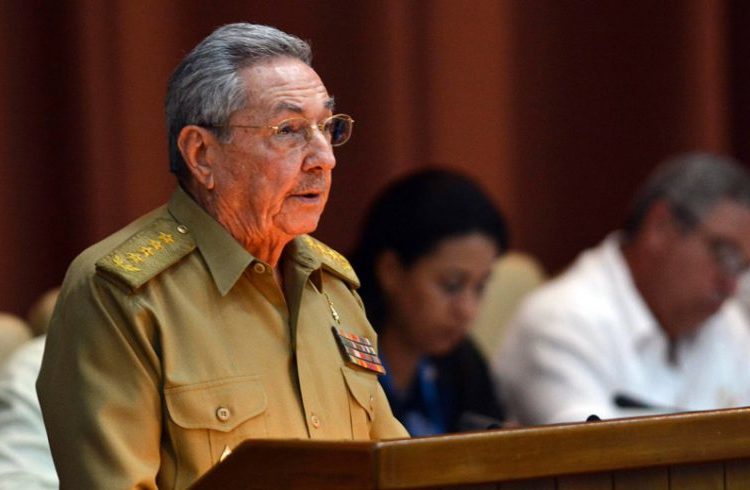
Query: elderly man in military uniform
37,23,407,489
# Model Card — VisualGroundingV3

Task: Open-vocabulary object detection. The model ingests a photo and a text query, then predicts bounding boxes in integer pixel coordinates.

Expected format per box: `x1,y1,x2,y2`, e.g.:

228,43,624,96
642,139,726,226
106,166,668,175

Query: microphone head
457,411,503,431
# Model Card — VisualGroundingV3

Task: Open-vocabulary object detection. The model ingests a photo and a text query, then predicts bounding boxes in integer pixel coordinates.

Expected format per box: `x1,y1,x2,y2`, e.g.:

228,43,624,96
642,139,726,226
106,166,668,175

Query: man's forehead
269,97,335,115
239,59,332,116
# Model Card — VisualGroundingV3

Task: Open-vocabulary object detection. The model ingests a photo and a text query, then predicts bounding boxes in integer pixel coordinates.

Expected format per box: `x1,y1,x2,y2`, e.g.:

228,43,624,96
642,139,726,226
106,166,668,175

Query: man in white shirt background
0,336,56,489
0,288,58,489
494,152,750,425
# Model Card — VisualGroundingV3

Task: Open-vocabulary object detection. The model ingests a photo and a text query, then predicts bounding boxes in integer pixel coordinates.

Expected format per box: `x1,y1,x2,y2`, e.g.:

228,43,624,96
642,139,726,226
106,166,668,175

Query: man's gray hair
624,152,750,237
165,23,312,181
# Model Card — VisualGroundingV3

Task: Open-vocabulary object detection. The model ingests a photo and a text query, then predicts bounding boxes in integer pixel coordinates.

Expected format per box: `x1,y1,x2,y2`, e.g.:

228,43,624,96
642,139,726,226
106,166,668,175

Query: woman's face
380,233,499,356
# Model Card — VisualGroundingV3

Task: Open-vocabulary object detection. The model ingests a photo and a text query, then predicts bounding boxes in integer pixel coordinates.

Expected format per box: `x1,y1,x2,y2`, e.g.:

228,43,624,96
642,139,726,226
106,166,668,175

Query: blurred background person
0,314,31,368
0,288,59,489
25,289,59,339
494,153,750,425
0,337,54,489
352,168,509,436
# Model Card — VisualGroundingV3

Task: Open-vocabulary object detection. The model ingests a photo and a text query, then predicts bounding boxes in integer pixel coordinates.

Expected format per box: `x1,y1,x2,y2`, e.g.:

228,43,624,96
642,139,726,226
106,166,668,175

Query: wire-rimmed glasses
205,114,354,151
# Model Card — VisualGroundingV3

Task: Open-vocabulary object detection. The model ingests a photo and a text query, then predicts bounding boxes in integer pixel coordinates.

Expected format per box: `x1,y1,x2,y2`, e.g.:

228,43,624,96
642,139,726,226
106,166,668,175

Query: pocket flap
165,375,267,432
341,367,376,420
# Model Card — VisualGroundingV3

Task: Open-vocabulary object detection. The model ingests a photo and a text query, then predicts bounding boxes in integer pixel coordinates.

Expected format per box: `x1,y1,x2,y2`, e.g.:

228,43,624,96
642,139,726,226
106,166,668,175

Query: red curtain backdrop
0,0,746,315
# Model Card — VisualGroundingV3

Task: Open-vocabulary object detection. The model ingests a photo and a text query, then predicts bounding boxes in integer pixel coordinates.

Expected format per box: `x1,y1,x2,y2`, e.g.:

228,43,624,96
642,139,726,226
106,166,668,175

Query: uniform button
216,406,231,422
176,224,189,234
253,262,266,274
310,414,321,429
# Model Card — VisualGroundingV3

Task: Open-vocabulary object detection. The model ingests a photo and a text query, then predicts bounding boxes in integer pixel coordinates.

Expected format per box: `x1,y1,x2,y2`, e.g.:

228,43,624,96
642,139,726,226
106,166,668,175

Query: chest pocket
341,367,376,439
165,375,268,481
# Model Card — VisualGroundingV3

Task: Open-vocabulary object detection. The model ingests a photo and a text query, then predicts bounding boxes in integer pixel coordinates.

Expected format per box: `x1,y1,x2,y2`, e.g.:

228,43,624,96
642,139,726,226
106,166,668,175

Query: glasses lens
327,115,352,146
273,119,309,148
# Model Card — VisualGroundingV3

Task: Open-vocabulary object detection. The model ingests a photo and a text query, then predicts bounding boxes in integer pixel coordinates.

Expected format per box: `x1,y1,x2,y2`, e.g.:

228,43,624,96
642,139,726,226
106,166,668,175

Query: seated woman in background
352,168,509,436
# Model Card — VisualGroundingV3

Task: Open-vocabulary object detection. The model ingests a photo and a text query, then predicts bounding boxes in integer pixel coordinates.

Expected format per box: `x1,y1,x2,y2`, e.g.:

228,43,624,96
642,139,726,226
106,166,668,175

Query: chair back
470,251,546,359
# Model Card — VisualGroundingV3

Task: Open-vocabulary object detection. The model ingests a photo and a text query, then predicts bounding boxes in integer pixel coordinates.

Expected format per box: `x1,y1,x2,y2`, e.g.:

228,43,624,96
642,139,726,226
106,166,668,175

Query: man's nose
302,129,336,170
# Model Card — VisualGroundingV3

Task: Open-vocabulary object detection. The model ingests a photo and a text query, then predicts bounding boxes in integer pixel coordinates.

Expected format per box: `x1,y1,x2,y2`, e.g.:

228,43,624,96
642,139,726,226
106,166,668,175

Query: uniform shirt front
37,188,407,489
494,233,750,426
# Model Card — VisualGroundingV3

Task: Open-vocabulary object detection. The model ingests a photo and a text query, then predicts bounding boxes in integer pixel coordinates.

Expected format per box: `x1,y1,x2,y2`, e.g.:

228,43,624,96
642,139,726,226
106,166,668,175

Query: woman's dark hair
351,168,509,330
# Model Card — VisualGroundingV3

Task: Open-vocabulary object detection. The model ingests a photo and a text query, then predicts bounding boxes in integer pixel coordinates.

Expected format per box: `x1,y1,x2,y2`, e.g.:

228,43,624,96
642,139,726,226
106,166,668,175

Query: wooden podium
191,407,750,489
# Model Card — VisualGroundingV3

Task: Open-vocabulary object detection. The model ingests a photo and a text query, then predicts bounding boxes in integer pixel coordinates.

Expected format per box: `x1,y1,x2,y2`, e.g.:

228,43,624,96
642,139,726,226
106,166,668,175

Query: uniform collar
167,187,338,296
167,187,253,296
284,235,324,291
286,234,360,291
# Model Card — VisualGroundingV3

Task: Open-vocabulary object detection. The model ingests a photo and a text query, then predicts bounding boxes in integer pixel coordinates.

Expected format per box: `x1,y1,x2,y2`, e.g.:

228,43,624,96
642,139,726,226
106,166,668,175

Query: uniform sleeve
492,295,621,425
37,270,163,489
0,337,57,490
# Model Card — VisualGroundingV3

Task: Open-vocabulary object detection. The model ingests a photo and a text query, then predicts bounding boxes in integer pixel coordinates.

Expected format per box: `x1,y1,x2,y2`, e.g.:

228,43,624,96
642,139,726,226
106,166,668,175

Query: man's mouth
290,190,323,202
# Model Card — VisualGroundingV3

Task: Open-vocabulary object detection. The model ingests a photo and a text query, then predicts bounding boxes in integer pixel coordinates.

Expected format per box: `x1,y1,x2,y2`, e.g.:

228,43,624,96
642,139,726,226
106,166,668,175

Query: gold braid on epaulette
95,218,196,290
301,235,358,286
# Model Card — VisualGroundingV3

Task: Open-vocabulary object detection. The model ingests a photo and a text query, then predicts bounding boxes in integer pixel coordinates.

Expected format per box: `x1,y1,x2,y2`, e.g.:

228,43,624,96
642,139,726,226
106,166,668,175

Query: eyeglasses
670,203,750,278
206,114,354,150
696,229,750,278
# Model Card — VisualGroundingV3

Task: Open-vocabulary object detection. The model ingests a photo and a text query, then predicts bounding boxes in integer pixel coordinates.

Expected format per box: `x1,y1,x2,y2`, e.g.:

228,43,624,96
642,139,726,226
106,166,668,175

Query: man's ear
177,125,220,190
375,251,405,295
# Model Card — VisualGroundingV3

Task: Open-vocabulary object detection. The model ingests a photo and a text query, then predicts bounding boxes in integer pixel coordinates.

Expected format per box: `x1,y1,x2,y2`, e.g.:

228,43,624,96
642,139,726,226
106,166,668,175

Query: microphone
614,394,653,409
613,393,680,412
457,411,503,431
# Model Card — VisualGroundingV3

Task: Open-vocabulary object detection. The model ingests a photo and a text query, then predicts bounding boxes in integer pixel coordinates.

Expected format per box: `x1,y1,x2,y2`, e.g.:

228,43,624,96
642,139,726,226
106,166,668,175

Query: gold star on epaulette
300,235,359,286
96,218,196,290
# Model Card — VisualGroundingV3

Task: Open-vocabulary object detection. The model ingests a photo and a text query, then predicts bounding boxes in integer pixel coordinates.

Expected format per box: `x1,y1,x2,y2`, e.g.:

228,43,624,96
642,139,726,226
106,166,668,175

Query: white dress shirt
493,234,750,425
0,336,57,489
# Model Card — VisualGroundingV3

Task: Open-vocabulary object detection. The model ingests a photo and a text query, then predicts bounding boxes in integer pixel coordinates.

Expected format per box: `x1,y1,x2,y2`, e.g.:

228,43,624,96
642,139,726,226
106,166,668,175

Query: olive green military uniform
37,188,408,489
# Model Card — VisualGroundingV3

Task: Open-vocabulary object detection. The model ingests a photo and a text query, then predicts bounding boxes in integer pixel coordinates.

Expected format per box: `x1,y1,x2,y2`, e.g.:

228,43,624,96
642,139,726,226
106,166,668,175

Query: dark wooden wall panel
669,462,724,489
614,467,668,489
725,459,750,489
558,472,613,490
501,478,555,490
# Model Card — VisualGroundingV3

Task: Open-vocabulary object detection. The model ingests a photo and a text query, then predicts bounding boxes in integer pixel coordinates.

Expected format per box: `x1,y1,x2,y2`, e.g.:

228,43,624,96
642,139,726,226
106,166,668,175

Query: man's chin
679,302,725,337
705,296,727,317
426,338,464,357
278,215,323,238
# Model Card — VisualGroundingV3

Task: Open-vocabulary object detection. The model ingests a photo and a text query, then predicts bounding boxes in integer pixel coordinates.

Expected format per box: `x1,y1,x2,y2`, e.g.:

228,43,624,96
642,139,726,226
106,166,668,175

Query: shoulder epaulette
95,218,196,290
301,235,359,287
